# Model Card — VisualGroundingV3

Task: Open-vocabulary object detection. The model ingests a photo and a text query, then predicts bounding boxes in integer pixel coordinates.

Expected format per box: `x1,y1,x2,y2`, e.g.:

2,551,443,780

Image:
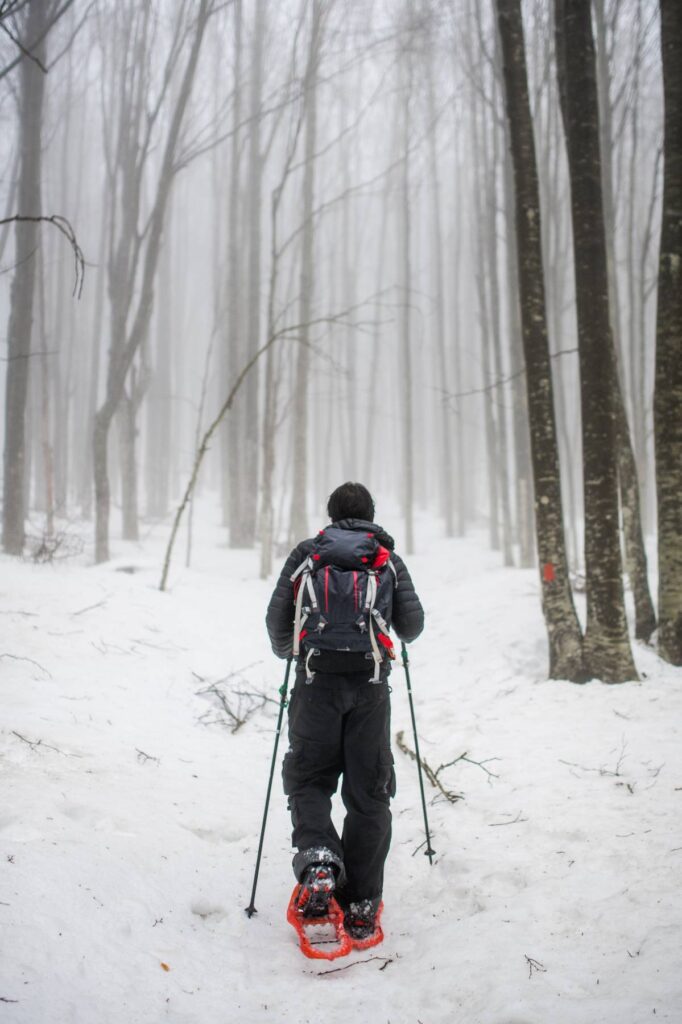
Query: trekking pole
245,656,293,917
401,641,435,865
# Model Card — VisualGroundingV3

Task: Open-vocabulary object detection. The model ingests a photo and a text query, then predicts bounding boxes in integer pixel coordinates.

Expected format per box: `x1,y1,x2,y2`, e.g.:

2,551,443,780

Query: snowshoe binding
287,865,352,961
344,898,384,951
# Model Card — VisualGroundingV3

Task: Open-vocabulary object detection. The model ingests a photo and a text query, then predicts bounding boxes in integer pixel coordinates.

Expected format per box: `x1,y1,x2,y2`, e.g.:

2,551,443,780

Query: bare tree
495,0,585,681
93,0,213,563
289,0,326,545
654,0,682,665
554,0,637,681
2,0,48,554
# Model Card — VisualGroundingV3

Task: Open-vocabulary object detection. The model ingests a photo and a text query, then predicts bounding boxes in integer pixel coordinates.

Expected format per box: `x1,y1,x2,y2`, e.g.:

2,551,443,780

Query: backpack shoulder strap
292,556,318,656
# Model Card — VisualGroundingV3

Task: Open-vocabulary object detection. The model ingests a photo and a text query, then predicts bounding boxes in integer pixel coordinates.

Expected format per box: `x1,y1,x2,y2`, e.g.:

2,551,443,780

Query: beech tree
1,0,48,554
93,0,213,563
495,0,585,682
554,0,637,682
654,0,682,665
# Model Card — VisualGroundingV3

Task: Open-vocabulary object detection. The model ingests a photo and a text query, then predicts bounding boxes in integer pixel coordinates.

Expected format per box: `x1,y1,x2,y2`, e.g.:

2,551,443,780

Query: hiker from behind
265,482,424,944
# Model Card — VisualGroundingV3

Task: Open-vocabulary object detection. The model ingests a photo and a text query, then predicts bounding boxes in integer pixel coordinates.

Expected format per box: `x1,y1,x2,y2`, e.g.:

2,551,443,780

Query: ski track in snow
1,506,681,1024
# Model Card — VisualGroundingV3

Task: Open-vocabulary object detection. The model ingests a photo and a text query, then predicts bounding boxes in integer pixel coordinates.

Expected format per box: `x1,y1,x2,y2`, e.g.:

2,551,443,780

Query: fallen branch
312,955,394,977
559,738,628,779
71,598,109,617
136,748,160,765
12,730,64,755
525,954,546,979
489,811,528,827
0,653,52,678
395,730,463,804
195,669,271,734
435,751,500,780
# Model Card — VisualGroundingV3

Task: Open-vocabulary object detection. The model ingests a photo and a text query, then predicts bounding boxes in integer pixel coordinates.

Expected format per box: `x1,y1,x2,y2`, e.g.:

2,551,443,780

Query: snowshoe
344,898,384,951
287,872,352,960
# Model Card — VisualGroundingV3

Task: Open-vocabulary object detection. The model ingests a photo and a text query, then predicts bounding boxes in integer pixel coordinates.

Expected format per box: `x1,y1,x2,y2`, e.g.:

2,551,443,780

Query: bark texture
555,0,637,682
654,0,682,664
2,2,47,554
496,0,586,681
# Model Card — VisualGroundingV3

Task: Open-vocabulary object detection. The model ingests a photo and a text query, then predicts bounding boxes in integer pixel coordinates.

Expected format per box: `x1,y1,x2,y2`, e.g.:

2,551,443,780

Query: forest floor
1,501,681,1024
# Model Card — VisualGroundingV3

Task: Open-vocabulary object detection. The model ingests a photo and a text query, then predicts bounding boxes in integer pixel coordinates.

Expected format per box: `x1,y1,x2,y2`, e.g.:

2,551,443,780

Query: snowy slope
1,506,681,1024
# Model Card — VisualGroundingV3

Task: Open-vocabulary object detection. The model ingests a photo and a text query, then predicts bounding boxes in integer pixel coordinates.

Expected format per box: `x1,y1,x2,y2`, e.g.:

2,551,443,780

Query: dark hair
327,482,375,523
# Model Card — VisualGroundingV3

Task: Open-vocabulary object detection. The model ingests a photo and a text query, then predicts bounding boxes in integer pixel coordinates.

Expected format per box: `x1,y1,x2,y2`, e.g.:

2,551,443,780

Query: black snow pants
282,669,396,903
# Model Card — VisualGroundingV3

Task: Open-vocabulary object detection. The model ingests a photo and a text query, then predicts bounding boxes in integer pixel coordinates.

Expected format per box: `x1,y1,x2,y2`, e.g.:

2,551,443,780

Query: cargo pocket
375,750,396,801
282,747,303,796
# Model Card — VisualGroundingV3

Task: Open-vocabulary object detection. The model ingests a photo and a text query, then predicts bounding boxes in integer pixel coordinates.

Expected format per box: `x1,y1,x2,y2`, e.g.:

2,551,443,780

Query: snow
1,503,681,1023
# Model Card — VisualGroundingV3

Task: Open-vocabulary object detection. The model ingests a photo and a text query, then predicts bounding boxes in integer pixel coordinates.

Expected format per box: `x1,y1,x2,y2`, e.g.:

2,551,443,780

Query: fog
0,0,664,578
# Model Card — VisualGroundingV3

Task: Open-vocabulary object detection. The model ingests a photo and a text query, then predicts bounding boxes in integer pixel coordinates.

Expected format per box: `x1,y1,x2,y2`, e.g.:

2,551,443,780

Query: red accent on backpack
372,545,390,568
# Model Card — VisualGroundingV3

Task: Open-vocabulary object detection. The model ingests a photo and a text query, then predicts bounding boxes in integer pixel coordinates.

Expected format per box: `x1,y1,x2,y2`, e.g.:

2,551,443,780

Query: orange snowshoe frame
287,885,384,961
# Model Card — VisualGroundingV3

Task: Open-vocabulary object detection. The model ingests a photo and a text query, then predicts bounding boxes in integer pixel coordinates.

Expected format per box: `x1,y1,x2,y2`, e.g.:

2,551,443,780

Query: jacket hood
330,518,395,551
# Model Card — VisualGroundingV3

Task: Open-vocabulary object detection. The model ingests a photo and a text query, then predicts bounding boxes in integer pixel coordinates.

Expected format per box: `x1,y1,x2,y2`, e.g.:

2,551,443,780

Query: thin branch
395,730,463,804
311,955,394,977
0,215,84,296
159,298,380,591
11,730,65,754
0,18,47,72
1,653,52,677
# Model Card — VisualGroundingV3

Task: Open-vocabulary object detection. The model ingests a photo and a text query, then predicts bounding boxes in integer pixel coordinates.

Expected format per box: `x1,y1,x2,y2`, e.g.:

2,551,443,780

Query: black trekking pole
245,657,293,917
401,642,435,865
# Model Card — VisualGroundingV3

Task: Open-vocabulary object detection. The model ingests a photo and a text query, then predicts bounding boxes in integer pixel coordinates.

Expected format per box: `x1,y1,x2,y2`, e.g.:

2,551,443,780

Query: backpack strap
364,571,383,683
292,557,317,657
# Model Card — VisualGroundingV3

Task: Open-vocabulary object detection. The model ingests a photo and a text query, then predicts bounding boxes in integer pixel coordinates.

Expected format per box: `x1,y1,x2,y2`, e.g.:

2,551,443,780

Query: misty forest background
0,0,680,681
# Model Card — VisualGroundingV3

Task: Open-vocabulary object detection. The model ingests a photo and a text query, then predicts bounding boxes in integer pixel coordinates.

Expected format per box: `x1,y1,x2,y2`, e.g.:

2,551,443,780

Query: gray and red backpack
291,526,397,681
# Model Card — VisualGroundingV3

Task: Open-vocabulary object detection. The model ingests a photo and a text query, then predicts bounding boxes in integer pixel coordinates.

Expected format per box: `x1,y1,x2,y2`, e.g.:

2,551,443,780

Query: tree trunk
593,0,656,642
241,0,265,544
227,0,245,546
496,0,586,682
119,387,139,541
289,0,323,545
654,0,682,664
94,0,211,563
2,1,47,554
426,58,453,536
399,53,414,555
554,0,637,681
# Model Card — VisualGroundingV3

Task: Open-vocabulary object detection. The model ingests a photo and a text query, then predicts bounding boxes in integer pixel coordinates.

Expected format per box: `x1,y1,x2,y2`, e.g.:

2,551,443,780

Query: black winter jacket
265,518,424,661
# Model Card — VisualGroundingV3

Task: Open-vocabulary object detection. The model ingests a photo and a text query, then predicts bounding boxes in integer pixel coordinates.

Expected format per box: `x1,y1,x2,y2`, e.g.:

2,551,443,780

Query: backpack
291,526,397,682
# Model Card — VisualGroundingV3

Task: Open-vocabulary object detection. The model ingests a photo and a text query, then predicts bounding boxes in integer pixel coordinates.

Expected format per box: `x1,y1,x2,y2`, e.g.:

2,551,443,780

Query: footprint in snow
182,824,245,844
191,900,227,921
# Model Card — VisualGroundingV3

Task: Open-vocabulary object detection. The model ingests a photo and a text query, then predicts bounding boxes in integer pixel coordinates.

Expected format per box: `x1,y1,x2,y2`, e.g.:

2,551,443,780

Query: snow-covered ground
1,503,681,1024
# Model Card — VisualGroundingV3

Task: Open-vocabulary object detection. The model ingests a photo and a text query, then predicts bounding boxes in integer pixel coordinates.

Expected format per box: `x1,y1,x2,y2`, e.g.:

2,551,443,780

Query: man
266,482,424,944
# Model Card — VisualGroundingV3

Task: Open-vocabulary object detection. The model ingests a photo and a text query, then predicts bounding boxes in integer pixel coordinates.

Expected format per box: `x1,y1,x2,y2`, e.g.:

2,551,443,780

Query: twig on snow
312,955,394,977
0,653,52,678
559,737,628,778
71,598,108,617
525,954,546,979
136,748,160,765
395,730,464,804
10,733,75,757
435,751,500,780
489,811,528,827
